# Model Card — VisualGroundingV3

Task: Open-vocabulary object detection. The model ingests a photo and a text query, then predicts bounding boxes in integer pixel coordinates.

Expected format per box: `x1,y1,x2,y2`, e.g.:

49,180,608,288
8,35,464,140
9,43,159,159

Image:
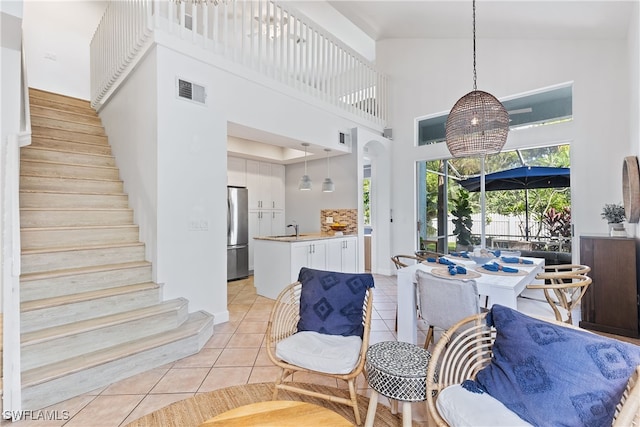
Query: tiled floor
3,274,432,427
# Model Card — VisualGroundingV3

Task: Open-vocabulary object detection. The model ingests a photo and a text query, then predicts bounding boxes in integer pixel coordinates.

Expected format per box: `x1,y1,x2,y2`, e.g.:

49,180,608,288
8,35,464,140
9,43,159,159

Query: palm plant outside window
418,145,571,254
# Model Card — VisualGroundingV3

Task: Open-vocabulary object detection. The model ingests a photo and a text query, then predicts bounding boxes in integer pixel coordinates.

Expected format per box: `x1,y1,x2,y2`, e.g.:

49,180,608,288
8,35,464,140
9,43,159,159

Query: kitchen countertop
254,233,357,242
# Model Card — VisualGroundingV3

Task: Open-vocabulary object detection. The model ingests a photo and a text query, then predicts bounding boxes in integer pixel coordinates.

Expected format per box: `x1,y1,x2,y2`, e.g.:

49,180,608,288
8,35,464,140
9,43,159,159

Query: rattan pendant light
445,0,509,158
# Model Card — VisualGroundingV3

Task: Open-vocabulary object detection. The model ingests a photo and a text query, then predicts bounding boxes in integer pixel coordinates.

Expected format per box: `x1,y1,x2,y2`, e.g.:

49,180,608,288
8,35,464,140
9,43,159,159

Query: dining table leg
397,265,418,344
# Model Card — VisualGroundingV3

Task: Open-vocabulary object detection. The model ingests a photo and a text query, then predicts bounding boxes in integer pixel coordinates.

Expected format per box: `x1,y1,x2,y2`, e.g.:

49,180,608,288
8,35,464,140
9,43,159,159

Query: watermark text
3,410,70,421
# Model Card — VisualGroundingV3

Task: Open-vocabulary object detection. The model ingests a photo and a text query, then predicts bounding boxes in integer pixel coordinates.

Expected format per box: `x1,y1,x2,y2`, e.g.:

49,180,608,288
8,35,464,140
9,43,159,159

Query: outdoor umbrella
458,166,570,240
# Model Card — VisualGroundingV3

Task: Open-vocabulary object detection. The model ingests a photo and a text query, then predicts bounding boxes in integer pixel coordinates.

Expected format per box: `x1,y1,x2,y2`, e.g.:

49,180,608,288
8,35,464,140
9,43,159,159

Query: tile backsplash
320,209,358,235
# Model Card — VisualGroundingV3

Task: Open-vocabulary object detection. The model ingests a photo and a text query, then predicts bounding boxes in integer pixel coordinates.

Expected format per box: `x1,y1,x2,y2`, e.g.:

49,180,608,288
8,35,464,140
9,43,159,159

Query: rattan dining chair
519,263,591,302
520,273,592,324
537,263,591,279
391,254,425,332
265,270,374,426
414,250,445,260
391,254,423,269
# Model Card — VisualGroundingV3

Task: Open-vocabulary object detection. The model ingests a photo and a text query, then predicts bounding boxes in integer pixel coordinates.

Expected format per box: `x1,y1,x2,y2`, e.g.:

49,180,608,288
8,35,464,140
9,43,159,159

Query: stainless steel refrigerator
227,186,249,281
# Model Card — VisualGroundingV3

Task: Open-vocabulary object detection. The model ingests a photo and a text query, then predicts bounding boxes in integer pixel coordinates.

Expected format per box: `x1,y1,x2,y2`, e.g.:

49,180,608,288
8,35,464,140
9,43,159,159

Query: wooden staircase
18,88,214,411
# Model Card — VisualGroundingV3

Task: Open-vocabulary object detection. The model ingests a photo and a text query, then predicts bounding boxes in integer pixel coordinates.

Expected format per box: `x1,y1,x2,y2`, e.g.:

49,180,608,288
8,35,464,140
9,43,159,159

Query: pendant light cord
326,151,330,175
472,0,477,91
304,145,308,174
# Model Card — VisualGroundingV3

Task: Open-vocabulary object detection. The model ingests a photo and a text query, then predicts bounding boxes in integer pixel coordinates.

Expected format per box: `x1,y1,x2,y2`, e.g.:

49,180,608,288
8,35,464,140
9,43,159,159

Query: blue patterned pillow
473,305,640,427
297,267,374,337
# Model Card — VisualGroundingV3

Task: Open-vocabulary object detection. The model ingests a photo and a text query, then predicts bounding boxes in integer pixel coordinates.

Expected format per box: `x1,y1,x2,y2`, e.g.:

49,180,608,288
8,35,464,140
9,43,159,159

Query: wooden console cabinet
580,235,640,338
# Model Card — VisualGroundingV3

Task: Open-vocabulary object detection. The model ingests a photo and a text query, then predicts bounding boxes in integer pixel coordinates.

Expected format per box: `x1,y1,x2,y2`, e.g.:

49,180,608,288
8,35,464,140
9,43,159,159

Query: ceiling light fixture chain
472,0,477,92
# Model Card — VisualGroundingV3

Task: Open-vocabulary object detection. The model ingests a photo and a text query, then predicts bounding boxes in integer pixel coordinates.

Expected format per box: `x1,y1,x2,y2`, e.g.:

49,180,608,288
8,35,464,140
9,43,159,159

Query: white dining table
396,256,545,344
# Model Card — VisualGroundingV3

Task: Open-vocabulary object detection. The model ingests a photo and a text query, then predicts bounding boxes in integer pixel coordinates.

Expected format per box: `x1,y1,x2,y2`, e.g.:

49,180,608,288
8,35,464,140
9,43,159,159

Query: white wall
99,49,159,268
629,2,640,156
22,1,106,100
155,46,228,319
284,151,359,233
377,37,633,262
101,46,230,322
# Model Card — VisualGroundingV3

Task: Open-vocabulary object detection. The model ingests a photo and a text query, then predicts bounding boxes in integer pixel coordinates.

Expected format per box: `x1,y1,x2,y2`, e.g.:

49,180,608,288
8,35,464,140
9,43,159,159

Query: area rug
126,382,415,426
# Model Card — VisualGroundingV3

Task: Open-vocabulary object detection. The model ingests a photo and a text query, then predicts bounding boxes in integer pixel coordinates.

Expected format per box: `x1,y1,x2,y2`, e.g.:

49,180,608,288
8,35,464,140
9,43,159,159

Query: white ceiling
327,0,636,41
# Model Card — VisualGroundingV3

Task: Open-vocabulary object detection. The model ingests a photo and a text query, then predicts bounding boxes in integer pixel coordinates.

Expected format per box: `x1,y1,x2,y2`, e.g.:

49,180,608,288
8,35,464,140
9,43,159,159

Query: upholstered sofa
426,306,640,427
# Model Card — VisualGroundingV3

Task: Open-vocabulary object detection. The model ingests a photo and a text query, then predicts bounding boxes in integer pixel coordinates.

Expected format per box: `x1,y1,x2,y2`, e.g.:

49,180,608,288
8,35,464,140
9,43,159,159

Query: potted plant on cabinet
601,203,627,237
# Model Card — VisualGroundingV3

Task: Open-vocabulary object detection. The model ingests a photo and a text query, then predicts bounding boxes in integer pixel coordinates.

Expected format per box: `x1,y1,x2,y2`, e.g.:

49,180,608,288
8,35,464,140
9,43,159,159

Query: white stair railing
90,0,154,108
90,0,388,126
2,42,31,421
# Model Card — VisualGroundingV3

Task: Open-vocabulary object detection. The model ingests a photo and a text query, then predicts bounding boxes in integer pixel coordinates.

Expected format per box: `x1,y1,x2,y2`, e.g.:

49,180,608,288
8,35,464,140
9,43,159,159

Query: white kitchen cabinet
327,237,358,273
248,210,286,270
247,160,270,210
254,236,360,299
247,160,285,210
270,164,285,210
227,156,247,187
291,241,327,279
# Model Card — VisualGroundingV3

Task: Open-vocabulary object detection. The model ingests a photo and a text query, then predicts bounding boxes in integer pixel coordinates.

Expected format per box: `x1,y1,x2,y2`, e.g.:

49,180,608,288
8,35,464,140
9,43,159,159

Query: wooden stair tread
21,282,159,312
30,104,100,120
30,115,105,131
22,298,186,346
20,174,124,184
30,111,101,125
20,189,127,196
29,88,92,108
21,224,138,232
20,261,150,282
30,133,110,147
21,241,145,256
22,311,212,387
20,207,132,212
22,146,114,159
21,158,118,171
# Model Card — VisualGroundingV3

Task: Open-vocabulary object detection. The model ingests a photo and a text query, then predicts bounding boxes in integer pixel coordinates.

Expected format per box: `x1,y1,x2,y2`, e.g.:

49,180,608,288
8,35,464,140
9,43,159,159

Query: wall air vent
178,78,207,105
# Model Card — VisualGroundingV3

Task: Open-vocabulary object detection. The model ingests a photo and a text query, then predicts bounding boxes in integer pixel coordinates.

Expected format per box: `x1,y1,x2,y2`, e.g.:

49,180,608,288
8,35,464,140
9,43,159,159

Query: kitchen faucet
287,222,299,239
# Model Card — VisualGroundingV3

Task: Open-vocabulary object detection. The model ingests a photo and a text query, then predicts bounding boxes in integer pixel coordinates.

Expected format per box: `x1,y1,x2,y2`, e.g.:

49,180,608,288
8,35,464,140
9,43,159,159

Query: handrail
19,43,31,146
90,0,154,108
1,42,29,420
90,0,388,126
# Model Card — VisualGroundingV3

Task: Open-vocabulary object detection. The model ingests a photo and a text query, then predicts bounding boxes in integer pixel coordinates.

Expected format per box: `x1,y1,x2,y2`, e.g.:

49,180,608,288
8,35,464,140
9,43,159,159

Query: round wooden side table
199,400,352,426
364,341,431,427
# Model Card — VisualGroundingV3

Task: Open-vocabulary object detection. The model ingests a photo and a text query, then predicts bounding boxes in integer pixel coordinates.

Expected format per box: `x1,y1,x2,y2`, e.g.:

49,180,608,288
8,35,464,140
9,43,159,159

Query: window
417,85,573,146
417,145,571,253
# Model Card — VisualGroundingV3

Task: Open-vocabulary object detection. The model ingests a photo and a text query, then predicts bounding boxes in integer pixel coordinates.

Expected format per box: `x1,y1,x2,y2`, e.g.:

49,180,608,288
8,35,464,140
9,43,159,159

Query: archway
354,128,392,275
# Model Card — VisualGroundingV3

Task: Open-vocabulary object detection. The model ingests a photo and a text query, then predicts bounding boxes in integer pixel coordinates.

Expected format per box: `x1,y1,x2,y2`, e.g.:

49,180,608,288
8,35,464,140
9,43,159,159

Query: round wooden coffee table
199,400,353,426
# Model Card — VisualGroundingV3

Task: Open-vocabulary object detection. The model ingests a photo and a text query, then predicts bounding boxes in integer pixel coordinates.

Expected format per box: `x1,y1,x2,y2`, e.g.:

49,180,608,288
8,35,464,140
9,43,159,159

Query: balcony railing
90,0,388,126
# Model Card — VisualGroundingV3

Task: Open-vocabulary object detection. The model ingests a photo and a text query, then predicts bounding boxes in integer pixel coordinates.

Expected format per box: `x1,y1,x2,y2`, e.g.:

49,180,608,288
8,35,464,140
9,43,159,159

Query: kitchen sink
270,234,310,238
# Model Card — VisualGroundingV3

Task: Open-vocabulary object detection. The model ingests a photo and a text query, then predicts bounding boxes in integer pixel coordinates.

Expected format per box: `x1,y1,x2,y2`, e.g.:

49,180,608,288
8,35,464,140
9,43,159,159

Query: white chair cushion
275,331,362,375
516,296,570,322
518,287,552,301
436,384,533,427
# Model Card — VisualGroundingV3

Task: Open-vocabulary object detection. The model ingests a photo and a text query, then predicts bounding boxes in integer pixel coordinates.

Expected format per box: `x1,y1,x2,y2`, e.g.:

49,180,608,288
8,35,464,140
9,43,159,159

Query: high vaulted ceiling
327,0,636,41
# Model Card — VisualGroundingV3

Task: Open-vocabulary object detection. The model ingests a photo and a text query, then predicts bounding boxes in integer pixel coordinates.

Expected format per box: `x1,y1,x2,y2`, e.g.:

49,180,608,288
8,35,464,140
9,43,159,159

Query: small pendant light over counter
298,143,312,191
322,149,335,193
